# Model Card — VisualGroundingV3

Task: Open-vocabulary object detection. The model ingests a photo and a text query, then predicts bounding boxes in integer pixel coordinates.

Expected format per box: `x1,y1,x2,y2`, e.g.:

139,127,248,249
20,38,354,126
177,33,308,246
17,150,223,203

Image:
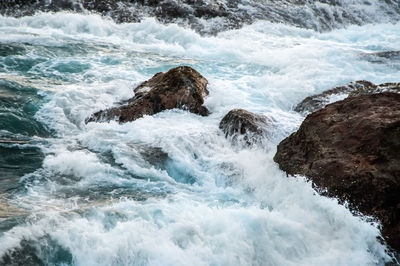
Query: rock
155,0,192,20
86,66,209,123
2,0,400,35
359,50,400,64
295,80,400,114
136,145,169,170
348,82,400,97
219,109,270,145
274,92,400,251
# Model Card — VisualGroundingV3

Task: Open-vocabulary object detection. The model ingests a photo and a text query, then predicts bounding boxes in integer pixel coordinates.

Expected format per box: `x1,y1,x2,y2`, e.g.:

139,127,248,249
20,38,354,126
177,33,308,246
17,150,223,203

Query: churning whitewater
0,8,400,266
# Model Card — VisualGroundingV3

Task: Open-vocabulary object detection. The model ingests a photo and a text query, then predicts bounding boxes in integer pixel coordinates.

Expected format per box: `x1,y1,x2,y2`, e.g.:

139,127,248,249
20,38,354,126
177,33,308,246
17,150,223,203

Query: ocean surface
1,1,400,265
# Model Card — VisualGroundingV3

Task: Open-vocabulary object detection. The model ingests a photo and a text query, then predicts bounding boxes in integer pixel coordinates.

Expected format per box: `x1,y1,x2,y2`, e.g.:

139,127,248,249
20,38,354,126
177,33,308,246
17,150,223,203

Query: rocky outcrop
219,109,270,145
86,66,209,123
359,50,400,64
2,0,400,35
275,92,400,251
348,82,400,97
295,81,400,114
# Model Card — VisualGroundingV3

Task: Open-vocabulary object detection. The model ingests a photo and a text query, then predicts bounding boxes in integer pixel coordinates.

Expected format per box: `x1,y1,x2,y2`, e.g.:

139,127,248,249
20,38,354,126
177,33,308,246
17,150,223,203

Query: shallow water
0,11,400,266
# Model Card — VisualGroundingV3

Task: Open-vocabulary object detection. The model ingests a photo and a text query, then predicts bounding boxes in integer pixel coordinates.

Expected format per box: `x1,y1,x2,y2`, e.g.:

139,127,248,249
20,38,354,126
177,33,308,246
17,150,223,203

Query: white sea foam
0,12,399,265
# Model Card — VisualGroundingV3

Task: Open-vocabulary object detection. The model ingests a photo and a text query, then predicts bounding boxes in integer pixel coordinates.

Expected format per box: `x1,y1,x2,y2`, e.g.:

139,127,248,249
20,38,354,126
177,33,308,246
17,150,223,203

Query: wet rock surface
348,82,400,97
86,66,209,123
295,80,400,114
360,50,400,65
275,92,400,251
2,0,400,35
219,109,270,145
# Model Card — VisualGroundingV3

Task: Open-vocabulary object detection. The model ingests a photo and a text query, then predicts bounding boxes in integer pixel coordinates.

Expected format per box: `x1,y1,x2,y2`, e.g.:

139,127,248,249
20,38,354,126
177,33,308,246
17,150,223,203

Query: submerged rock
86,66,209,123
295,80,400,114
219,109,270,145
136,144,169,170
274,92,400,251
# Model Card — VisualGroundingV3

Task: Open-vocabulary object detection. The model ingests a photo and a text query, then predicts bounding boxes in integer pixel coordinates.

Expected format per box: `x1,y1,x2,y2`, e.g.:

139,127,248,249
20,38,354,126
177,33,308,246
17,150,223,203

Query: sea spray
0,11,399,265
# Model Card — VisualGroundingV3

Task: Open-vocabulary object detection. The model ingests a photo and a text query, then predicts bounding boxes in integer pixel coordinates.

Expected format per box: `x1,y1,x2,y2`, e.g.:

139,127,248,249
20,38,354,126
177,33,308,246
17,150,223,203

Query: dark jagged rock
294,80,373,114
295,80,400,114
2,0,400,35
219,109,270,145
86,66,209,123
275,92,400,252
360,50,400,64
348,82,400,97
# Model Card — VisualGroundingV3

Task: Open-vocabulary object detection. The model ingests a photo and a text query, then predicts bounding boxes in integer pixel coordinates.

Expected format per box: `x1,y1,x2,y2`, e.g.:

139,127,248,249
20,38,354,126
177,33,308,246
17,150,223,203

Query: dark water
0,78,49,195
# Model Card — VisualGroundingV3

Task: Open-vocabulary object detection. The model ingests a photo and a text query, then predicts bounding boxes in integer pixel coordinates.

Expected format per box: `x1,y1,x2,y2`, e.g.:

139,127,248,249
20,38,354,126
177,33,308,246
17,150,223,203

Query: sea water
0,11,400,265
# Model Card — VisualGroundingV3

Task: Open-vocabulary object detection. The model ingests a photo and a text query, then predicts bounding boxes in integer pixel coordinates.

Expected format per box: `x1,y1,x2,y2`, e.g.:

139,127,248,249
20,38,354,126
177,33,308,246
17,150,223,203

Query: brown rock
86,66,209,123
219,109,270,145
274,92,400,251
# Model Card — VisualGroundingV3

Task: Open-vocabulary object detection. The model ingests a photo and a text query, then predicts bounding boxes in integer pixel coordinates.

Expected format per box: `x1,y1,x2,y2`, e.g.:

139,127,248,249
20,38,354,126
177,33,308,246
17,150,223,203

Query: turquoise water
0,12,399,265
